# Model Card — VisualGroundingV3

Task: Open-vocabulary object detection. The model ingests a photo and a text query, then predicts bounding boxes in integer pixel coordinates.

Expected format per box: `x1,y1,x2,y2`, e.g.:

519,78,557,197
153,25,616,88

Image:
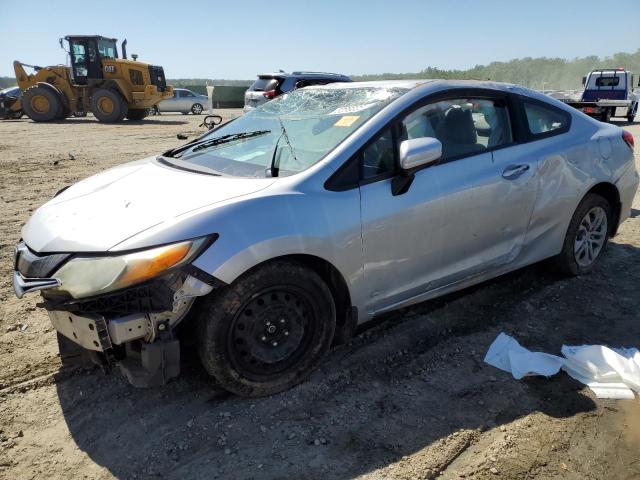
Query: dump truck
559,68,638,123
14,35,173,122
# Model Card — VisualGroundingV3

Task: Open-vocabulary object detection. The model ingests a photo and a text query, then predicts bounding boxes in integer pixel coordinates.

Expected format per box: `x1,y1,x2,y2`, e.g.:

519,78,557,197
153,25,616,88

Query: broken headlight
53,238,209,299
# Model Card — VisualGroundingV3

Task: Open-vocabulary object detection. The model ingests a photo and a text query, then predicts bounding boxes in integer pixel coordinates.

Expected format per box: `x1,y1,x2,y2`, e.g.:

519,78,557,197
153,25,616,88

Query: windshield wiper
162,130,271,158
265,118,297,178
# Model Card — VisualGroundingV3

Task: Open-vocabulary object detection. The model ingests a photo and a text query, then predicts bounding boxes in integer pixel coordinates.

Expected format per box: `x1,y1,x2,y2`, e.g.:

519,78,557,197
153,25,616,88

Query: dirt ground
0,112,639,480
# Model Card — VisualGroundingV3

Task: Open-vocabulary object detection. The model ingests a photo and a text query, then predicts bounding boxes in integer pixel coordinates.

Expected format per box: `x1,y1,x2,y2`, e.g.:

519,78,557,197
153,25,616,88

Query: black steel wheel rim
227,286,316,380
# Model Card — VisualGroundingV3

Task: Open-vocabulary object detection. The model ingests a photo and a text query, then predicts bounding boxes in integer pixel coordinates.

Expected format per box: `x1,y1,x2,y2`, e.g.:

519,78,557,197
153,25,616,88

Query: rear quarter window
523,101,571,137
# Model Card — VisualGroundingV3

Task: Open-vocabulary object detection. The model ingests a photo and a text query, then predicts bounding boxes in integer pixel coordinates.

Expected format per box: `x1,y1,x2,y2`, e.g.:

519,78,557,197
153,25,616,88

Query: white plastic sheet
484,333,640,399
562,345,640,400
484,333,565,379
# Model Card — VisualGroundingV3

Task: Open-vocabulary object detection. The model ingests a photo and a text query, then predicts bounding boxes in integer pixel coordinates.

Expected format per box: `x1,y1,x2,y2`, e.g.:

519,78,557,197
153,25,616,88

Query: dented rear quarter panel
519,113,637,267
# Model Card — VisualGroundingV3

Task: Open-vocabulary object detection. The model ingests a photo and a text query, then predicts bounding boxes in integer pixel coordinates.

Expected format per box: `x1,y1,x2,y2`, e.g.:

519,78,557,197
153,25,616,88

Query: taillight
622,130,635,151
263,89,278,99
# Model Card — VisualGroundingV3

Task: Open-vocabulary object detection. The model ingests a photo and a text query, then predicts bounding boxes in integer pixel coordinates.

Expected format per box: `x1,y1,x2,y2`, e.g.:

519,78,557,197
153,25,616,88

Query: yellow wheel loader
14,35,173,122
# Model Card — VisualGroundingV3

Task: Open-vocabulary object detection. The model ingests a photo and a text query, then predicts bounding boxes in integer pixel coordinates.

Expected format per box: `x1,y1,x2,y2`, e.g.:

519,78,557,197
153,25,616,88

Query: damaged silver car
13,80,638,397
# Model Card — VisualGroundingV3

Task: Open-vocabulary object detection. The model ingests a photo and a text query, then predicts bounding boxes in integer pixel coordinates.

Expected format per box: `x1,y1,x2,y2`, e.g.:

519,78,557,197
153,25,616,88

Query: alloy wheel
574,206,607,267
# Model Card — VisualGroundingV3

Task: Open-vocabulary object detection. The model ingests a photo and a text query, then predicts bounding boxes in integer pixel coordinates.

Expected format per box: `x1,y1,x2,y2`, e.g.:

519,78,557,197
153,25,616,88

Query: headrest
443,108,477,145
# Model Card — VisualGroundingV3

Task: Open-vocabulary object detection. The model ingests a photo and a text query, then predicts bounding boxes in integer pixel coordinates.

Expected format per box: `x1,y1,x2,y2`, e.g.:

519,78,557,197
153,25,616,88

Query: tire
553,193,611,276
191,103,203,115
10,110,23,119
600,108,611,123
126,108,149,121
22,85,63,122
195,260,336,397
91,88,128,122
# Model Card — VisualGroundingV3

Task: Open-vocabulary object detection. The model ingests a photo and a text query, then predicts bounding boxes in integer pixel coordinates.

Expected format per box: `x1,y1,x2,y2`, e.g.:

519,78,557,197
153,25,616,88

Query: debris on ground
484,332,564,379
485,333,640,399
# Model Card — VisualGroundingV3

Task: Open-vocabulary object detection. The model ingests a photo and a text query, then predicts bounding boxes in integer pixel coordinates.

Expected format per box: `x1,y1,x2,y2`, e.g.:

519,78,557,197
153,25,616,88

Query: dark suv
243,71,351,112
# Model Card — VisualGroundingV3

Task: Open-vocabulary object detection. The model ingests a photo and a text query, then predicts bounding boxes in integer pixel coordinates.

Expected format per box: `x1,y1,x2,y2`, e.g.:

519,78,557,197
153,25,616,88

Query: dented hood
22,157,276,253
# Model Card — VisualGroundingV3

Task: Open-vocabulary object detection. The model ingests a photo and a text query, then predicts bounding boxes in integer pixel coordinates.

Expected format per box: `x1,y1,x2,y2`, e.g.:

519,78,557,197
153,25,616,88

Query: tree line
352,50,640,90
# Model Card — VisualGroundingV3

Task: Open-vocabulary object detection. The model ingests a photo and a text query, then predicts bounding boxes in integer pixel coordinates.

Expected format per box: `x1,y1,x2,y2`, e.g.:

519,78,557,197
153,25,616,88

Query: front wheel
191,103,203,115
195,260,336,397
553,193,611,276
22,85,63,122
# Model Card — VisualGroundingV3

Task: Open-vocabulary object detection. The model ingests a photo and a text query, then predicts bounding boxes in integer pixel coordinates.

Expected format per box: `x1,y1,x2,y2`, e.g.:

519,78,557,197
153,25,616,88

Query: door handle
502,164,530,180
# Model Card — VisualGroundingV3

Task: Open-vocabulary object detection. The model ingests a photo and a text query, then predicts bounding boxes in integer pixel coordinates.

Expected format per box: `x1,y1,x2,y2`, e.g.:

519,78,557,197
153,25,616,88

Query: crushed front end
12,237,221,387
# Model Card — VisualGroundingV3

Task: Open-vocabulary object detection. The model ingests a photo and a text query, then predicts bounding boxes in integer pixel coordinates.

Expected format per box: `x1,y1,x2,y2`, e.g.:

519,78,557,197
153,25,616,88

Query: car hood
22,157,276,253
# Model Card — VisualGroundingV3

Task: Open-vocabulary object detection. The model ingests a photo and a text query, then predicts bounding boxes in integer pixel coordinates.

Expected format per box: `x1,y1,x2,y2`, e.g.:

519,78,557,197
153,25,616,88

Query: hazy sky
1,0,638,79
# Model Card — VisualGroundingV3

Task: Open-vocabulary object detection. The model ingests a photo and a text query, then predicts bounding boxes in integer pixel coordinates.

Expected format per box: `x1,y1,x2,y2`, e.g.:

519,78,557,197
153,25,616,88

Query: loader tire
125,108,149,121
91,89,128,122
22,85,63,122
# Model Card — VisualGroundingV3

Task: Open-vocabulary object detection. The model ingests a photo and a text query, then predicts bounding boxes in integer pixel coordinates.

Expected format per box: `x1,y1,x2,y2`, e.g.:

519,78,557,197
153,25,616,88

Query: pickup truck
559,68,638,123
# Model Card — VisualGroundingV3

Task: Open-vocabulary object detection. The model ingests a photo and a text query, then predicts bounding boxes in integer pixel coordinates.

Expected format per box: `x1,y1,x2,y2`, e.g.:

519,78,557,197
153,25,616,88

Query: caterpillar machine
13,35,173,122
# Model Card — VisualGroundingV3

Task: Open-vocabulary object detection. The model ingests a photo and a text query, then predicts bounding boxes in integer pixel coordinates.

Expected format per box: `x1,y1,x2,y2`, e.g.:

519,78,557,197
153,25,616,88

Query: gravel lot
0,112,639,480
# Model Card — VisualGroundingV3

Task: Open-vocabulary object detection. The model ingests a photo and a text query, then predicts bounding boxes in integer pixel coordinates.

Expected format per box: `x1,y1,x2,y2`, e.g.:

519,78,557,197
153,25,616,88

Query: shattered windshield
171,86,408,178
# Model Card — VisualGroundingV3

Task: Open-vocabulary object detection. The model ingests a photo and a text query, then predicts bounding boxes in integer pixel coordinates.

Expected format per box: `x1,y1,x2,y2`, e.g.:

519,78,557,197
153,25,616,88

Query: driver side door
359,92,537,314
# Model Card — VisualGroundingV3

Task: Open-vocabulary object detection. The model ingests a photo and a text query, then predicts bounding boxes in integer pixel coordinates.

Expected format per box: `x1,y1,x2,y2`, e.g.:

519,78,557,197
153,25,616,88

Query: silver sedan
156,88,209,114
13,80,638,397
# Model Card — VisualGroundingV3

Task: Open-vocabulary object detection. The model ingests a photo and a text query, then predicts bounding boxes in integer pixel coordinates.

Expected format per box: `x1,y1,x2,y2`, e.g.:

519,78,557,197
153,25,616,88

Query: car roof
311,79,434,90
304,79,569,108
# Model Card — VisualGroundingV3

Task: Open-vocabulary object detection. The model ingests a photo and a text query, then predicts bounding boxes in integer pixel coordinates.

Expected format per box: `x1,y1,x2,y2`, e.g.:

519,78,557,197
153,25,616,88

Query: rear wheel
553,194,611,276
600,108,611,123
22,86,63,122
126,108,149,121
195,260,336,397
91,88,128,122
191,103,203,115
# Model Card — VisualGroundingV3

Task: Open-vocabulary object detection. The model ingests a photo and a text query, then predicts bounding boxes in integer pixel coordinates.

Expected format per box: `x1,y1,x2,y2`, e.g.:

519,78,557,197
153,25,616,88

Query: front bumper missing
14,241,221,387
48,310,112,352
47,308,180,387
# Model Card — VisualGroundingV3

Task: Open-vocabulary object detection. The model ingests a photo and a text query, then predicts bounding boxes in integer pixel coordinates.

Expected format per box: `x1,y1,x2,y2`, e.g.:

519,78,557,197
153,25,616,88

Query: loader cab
65,35,118,85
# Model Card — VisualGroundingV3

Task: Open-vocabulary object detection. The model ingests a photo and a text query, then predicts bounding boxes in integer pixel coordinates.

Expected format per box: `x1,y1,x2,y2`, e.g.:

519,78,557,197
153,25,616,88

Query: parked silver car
13,80,638,397
156,88,208,114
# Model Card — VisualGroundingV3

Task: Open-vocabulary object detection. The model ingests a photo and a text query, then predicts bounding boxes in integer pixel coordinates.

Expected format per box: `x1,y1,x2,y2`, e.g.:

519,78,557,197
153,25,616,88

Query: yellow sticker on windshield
334,115,360,127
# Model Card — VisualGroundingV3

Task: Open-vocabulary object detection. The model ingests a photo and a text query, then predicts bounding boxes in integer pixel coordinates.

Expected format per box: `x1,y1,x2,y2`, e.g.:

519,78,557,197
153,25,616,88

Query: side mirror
399,137,442,171
582,76,587,87
392,137,442,196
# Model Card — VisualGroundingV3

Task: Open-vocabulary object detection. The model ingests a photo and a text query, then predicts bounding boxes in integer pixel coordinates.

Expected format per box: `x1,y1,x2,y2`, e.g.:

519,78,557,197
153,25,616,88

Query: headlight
54,238,209,299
